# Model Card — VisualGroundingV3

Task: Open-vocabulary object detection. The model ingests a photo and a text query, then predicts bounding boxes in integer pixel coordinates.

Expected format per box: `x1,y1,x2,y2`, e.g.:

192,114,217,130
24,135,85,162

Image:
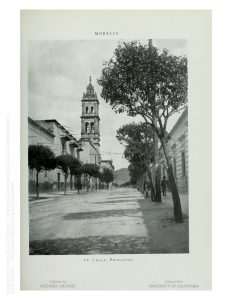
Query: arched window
91,122,95,133
85,122,89,133
91,106,94,114
86,106,88,114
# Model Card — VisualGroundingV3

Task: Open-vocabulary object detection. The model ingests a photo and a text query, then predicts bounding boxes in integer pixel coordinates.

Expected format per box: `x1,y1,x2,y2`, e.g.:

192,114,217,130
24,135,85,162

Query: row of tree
116,122,157,199
98,40,187,222
28,144,114,199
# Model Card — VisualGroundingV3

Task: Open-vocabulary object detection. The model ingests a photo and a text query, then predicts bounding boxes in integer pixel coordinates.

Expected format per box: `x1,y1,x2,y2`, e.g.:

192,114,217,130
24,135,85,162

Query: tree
101,168,114,189
98,40,187,222
69,159,82,191
128,162,146,188
117,122,157,201
56,154,77,195
28,145,56,199
81,163,100,192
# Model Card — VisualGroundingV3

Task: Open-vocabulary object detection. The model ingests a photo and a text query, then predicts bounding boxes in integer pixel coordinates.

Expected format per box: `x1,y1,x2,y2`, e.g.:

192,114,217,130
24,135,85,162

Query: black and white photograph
20,10,211,290
28,39,189,255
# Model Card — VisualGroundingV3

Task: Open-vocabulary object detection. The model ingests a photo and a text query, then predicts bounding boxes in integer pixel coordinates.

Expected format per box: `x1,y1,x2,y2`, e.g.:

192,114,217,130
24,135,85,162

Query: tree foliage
28,144,56,172
128,162,146,185
98,40,187,141
101,168,114,184
56,154,80,194
116,122,156,199
56,154,78,177
116,122,155,167
70,159,82,176
98,40,186,222
28,144,56,199
81,163,100,178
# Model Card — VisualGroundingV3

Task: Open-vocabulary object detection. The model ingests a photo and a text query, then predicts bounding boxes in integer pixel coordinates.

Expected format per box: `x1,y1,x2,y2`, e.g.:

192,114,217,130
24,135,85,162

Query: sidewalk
162,192,189,216
138,191,189,253
144,191,189,216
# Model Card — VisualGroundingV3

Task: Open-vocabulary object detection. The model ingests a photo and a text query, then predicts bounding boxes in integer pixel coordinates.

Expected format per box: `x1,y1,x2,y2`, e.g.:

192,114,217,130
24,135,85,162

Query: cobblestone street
29,187,189,255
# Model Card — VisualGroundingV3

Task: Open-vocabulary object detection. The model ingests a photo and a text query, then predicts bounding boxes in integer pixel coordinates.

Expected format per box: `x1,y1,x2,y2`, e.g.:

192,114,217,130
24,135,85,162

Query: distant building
159,108,188,193
101,160,115,172
28,117,82,193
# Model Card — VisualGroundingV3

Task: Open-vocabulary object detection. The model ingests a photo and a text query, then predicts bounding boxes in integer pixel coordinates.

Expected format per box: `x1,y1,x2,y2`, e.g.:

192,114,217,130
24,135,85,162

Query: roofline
28,117,55,138
169,107,188,136
158,106,188,152
36,119,81,146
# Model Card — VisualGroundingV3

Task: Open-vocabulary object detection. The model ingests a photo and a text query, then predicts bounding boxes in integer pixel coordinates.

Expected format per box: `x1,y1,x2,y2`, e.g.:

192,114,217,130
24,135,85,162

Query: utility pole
148,39,161,202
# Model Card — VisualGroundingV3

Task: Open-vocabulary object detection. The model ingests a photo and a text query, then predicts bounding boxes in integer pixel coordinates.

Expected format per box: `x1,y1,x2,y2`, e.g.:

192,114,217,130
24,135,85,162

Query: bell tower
80,76,100,150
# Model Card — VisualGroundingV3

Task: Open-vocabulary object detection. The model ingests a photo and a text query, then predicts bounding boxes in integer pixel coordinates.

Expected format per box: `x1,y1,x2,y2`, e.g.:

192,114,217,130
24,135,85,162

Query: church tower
80,76,100,150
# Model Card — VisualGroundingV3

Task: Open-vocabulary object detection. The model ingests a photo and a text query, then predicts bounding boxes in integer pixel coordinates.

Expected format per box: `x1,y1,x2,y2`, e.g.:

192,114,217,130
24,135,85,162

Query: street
29,187,189,255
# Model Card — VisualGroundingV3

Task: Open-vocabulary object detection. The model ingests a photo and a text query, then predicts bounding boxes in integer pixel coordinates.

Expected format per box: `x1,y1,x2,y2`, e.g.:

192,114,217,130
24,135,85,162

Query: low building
28,117,55,192
100,160,115,172
159,108,188,193
28,117,83,193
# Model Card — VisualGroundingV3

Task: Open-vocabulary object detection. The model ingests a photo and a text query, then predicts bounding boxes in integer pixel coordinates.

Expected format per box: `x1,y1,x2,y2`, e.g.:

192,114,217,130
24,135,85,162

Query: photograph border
20,10,211,290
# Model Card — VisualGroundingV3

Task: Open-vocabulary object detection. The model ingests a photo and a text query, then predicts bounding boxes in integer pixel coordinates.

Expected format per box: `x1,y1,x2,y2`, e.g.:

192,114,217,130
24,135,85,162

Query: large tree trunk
167,164,183,222
152,114,162,202
139,176,144,192
141,175,145,193
64,174,68,195
161,137,183,223
155,166,162,202
147,170,156,202
95,178,98,190
86,175,90,192
70,175,73,191
36,171,39,199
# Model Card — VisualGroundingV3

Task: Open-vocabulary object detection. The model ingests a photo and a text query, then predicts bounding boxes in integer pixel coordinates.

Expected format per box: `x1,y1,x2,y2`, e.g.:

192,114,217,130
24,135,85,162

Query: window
85,122,89,133
61,138,67,151
70,145,74,156
86,106,89,114
91,106,94,114
76,149,80,160
45,171,47,178
91,122,95,133
181,151,186,176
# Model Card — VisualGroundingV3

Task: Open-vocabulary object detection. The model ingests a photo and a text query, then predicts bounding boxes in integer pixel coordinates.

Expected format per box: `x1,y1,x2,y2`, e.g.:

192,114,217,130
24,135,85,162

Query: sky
28,39,187,170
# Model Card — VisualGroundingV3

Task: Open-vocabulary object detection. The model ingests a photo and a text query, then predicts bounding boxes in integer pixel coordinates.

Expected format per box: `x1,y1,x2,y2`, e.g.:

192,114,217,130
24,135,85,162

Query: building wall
79,140,100,165
159,109,188,193
28,119,55,192
28,119,82,193
100,160,114,172
28,120,54,147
